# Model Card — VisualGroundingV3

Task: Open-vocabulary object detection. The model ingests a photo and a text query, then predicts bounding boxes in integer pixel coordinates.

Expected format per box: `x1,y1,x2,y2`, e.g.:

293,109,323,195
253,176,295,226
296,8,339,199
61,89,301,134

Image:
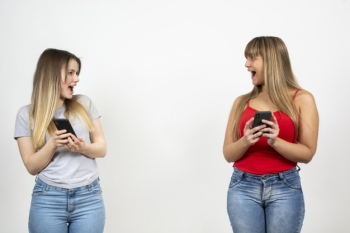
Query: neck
261,84,267,93
56,98,65,110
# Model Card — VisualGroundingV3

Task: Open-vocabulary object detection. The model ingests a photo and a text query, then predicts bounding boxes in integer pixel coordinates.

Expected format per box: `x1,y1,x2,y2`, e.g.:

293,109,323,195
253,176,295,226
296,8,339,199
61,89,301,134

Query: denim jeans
227,167,305,233
29,178,105,233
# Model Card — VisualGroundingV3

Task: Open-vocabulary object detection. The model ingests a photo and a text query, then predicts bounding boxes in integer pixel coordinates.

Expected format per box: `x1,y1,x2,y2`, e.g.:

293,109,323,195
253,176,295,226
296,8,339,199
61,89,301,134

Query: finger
251,131,262,140
260,127,273,133
70,134,79,143
252,134,261,142
55,129,67,135
251,124,266,134
261,119,273,125
254,124,267,131
262,120,275,128
263,133,273,138
67,137,76,146
57,139,70,144
263,129,275,137
245,117,254,130
59,133,72,139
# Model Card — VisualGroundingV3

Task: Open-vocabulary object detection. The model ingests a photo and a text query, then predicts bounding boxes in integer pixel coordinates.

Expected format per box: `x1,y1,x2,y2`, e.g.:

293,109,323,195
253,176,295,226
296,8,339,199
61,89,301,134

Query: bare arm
65,118,107,158
17,130,71,175
223,96,266,163
260,91,319,163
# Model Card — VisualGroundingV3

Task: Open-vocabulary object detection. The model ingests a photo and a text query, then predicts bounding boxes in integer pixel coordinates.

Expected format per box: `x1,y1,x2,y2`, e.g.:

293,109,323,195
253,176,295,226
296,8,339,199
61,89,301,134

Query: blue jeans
29,178,105,233
227,167,305,233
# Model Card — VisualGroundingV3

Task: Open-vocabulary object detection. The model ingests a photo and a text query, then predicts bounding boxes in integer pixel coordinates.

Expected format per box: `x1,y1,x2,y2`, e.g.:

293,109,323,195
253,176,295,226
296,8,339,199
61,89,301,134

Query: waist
234,150,297,174
233,166,299,179
35,177,100,191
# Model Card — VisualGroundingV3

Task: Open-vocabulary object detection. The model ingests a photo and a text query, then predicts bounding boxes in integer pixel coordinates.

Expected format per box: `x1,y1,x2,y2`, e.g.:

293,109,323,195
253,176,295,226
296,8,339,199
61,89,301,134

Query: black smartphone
53,119,77,138
252,111,272,130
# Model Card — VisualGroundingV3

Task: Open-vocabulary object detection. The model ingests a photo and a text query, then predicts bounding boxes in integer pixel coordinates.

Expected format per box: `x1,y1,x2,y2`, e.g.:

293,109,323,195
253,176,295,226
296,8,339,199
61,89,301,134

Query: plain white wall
1,0,349,232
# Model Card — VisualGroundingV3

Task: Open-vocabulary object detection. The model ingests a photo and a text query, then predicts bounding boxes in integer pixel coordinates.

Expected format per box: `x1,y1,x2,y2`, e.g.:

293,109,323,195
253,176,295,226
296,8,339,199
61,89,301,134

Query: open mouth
69,86,74,92
251,71,256,78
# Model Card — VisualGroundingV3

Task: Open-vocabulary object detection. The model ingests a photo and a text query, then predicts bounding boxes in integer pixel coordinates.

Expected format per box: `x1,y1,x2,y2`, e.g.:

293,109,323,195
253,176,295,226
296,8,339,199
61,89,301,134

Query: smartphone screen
53,119,77,138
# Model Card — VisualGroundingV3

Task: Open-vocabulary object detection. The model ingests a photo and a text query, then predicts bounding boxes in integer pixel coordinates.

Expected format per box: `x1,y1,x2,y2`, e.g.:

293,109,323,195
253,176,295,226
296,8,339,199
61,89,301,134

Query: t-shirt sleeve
76,95,101,121
14,105,31,139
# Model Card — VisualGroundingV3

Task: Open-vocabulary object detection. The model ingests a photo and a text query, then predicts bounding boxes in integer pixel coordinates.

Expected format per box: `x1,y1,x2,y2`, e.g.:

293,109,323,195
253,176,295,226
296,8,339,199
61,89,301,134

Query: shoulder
229,94,248,115
74,94,92,103
233,94,246,106
74,94,94,107
293,89,317,110
294,89,315,103
16,105,30,118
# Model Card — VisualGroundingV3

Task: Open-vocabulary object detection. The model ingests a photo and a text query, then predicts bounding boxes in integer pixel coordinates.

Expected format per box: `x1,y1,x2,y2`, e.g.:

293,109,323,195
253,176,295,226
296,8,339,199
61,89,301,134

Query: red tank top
234,90,300,174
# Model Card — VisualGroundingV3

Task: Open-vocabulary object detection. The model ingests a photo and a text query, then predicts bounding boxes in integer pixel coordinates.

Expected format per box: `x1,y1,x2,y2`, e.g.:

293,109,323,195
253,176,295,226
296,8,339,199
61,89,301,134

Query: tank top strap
292,89,301,101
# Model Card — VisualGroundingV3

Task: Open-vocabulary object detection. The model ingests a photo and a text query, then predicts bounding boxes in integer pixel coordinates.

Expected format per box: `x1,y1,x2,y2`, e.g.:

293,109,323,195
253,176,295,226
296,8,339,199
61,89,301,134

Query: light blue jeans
29,178,105,233
227,167,305,233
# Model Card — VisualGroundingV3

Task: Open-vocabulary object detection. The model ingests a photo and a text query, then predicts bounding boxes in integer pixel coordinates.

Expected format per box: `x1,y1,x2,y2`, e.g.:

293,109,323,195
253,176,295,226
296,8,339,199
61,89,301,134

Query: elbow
303,154,314,164
224,155,235,163
26,167,39,176
28,171,38,176
100,151,107,158
23,160,39,176
301,150,316,164
223,149,236,163
99,145,107,158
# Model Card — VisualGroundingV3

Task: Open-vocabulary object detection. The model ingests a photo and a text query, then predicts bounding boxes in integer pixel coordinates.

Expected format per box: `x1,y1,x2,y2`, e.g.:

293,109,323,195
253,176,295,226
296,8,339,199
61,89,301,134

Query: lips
69,86,74,94
251,71,256,78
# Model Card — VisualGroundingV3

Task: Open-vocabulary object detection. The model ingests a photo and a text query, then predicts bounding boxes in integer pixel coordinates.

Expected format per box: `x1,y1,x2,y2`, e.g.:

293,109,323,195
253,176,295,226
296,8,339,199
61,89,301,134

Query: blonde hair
29,49,94,149
230,36,301,141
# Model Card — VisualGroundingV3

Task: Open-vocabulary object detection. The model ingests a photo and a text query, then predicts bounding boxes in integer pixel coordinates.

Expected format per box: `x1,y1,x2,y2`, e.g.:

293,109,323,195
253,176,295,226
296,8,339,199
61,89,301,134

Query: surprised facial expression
60,59,80,101
245,55,264,86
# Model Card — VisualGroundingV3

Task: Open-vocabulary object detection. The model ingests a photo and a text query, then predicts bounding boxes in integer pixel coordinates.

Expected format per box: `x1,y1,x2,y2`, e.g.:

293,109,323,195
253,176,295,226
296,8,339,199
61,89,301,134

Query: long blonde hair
30,49,94,149
230,36,301,140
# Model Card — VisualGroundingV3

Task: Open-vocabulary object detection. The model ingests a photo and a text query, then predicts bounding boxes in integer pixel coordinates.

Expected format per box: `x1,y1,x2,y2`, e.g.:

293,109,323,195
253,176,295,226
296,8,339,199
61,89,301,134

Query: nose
245,59,250,68
73,73,80,83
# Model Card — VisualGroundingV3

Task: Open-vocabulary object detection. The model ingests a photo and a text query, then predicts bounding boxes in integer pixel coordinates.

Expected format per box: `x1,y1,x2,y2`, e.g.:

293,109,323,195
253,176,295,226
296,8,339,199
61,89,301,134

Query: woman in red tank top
224,37,319,233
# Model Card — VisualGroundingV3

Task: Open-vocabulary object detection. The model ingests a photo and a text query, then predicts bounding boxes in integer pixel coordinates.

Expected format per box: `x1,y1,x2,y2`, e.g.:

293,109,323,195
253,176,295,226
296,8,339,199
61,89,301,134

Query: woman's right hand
49,130,72,148
242,117,266,146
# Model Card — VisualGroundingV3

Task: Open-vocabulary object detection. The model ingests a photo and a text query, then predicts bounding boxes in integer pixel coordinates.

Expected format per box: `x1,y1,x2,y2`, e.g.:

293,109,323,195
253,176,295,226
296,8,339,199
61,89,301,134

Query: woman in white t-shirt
14,48,106,233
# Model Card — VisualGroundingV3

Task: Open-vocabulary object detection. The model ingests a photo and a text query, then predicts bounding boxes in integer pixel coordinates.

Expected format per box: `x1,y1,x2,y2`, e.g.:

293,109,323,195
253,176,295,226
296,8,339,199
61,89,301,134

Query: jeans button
262,175,267,180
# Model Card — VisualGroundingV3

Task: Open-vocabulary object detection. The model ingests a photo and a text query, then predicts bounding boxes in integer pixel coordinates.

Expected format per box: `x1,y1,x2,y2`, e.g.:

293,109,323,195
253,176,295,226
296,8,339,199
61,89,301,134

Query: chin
63,94,74,99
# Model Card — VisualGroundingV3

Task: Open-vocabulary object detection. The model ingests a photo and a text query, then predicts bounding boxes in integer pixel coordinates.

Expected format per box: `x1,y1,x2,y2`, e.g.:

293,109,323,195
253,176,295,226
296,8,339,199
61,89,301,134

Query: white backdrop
1,0,349,232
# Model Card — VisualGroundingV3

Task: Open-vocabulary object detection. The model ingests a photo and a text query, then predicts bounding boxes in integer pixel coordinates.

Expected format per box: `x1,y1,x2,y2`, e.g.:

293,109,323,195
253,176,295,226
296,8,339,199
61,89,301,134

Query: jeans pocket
229,172,242,188
282,172,302,190
90,184,102,194
32,186,44,196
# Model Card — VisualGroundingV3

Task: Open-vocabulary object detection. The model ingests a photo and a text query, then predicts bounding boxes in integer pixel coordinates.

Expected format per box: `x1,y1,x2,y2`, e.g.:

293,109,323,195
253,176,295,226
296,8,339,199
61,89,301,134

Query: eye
68,71,73,75
250,56,255,61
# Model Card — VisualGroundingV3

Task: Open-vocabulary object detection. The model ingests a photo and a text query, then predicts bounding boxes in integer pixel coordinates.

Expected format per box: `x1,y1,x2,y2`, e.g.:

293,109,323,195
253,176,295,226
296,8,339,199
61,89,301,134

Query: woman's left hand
65,134,85,152
260,114,280,146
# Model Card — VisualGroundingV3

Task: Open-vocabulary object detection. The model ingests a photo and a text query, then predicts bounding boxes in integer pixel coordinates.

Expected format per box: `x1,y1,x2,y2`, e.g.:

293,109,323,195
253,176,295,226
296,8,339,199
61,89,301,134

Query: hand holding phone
53,119,77,138
252,111,272,133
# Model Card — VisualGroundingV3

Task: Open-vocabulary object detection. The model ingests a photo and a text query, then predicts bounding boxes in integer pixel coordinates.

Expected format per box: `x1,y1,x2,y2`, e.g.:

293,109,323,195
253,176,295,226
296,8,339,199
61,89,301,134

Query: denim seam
281,175,302,190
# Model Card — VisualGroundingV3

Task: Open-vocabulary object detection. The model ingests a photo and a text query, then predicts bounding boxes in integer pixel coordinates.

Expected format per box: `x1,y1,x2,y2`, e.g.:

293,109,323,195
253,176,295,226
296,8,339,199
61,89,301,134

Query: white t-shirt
14,95,101,189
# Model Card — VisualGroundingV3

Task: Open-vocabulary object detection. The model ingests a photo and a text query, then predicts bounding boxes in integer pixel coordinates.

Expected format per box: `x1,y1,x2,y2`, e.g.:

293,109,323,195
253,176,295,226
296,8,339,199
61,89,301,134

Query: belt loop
240,171,245,178
278,172,284,180
35,175,38,182
234,166,245,178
